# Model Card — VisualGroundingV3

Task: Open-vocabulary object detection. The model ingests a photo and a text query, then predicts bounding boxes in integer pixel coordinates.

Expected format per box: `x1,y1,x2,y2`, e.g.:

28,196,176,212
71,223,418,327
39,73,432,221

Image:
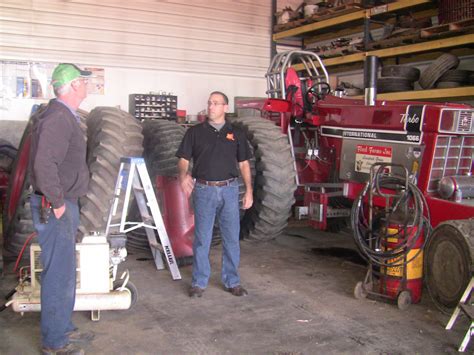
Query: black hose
351,172,431,268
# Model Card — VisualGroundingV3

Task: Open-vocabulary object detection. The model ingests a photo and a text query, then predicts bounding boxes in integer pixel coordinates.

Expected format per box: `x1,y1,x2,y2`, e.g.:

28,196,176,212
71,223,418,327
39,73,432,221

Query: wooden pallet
312,44,362,58
365,30,421,51
274,4,361,33
421,17,474,39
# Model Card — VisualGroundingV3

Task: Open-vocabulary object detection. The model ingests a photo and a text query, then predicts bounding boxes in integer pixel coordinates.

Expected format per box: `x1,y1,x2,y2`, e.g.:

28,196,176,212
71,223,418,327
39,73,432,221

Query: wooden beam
353,86,474,101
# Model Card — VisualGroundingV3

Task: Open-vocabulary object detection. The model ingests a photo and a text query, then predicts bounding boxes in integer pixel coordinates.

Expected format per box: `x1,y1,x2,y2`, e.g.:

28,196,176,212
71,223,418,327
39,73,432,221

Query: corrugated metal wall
0,0,271,78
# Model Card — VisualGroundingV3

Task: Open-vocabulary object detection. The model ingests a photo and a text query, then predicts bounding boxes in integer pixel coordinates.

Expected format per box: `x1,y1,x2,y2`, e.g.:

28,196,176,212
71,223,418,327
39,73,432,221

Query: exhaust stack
364,55,378,106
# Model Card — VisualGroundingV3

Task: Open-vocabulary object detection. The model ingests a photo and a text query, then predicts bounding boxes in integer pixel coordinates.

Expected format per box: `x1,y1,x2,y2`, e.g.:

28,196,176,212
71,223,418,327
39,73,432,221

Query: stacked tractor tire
2,107,143,262
3,111,297,264
377,53,474,93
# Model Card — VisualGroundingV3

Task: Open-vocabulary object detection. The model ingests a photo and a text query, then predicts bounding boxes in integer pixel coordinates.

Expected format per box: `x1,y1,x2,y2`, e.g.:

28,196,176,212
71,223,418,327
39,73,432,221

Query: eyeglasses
207,101,226,107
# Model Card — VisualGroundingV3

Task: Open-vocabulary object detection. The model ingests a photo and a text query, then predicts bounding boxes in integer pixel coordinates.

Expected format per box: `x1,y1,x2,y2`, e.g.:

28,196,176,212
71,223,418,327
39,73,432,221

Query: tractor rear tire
2,120,34,261
230,116,297,241
131,120,197,264
3,107,88,261
424,219,474,313
79,107,143,236
142,119,186,177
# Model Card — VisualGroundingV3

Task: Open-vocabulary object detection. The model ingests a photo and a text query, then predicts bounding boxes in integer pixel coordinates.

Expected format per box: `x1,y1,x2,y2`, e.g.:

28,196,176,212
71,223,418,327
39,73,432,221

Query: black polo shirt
176,120,252,181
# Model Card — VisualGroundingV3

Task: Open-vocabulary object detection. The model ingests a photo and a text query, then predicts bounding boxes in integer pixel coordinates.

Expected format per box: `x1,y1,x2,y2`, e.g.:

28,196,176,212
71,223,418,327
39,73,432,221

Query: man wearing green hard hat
29,63,93,355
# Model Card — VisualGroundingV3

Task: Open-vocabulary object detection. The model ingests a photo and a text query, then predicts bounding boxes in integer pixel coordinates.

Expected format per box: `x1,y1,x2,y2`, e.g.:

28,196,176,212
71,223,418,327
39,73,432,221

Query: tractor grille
428,135,474,192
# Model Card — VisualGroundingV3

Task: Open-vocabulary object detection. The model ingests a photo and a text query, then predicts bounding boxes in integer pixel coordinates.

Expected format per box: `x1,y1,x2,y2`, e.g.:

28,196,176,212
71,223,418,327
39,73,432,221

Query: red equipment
236,50,474,311
381,224,424,305
154,176,194,261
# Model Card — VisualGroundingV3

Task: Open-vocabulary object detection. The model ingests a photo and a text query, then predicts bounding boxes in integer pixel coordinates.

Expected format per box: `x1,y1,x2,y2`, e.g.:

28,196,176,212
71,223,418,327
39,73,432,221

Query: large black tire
3,119,35,261
438,69,470,84
424,219,474,313
419,53,459,89
3,107,88,261
0,139,17,172
79,107,143,236
230,116,297,241
142,119,186,177
127,119,186,253
377,77,414,93
381,65,420,82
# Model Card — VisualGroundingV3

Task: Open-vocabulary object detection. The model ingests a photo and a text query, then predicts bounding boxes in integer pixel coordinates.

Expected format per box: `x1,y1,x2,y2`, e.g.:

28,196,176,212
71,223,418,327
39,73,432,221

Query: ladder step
460,304,474,320
105,157,181,280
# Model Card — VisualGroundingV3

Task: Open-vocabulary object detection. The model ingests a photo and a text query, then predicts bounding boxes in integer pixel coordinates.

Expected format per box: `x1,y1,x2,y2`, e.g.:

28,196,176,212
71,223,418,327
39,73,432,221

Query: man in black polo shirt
176,91,253,298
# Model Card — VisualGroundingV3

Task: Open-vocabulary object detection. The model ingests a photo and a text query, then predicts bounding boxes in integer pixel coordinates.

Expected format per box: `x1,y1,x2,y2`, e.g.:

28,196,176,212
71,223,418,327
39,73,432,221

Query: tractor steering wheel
306,82,331,104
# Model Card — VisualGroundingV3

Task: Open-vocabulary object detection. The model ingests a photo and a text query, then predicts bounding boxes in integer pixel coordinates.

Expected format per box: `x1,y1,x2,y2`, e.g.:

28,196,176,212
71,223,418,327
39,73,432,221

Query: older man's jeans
30,194,79,349
191,180,241,289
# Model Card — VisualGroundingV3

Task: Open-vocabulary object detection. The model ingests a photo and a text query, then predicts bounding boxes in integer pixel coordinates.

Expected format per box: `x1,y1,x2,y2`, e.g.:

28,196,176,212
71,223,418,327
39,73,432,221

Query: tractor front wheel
424,219,474,313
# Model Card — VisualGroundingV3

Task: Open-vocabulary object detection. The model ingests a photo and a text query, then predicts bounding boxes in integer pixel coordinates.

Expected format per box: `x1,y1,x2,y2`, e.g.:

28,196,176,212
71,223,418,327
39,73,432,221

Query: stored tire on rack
424,219,474,314
229,116,297,241
79,107,143,236
381,65,420,82
419,53,459,89
377,77,414,93
438,69,470,84
436,81,461,89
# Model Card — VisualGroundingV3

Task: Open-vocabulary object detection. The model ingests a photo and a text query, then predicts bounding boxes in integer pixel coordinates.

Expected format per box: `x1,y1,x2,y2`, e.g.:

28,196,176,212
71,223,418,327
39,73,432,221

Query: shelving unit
273,0,433,41
129,93,178,120
273,0,474,101
293,33,474,69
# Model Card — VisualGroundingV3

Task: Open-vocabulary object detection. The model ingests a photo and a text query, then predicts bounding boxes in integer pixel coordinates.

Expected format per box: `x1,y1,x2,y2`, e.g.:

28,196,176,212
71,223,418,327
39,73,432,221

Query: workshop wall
0,0,271,133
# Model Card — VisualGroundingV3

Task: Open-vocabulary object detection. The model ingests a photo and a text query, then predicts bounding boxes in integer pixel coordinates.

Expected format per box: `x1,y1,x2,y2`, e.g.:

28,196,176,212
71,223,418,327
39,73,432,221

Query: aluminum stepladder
446,277,474,352
105,157,181,280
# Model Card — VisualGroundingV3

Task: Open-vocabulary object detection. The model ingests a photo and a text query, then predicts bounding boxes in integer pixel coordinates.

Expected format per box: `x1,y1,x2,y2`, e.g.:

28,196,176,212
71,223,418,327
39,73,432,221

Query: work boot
224,285,248,297
189,286,204,298
67,329,95,343
42,343,84,355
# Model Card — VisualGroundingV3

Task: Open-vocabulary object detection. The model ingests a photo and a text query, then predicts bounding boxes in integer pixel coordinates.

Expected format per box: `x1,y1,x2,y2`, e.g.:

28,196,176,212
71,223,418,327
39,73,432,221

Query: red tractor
232,50,474,312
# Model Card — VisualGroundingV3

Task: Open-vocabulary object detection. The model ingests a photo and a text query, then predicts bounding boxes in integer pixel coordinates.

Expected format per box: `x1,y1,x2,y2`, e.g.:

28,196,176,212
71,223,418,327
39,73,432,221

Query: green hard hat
51,63,92,88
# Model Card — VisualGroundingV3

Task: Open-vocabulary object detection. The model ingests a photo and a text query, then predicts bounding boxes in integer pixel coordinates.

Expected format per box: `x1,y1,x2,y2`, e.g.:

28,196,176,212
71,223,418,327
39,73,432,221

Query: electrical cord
13,231,37,274
351,172,431,268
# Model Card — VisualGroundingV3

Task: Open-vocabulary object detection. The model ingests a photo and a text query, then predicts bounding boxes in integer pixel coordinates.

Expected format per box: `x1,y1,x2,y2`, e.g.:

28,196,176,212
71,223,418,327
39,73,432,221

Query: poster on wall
1,61,105,110
85,67,105,95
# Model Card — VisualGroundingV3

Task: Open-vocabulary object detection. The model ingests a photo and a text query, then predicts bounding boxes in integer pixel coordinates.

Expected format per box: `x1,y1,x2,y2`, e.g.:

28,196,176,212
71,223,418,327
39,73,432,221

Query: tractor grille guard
266,50,329,99
428,134,474,192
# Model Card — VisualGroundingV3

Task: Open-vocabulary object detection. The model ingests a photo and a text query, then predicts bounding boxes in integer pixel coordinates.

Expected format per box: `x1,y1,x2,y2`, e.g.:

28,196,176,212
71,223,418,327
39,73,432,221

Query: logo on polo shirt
226,133,235,141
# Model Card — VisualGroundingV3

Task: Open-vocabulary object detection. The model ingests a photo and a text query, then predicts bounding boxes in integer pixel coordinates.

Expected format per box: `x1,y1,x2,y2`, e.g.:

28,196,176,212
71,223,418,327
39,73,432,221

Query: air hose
351,170,431,268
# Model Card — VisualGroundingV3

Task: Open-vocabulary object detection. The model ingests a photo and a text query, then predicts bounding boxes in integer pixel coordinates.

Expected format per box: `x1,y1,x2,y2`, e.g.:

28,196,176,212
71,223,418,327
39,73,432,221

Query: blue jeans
30,194,79,349
192,180,241,289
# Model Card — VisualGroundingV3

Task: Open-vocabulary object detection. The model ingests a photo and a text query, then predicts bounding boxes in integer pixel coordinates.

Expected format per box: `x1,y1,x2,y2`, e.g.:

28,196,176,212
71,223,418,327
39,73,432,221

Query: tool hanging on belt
40,196,52,224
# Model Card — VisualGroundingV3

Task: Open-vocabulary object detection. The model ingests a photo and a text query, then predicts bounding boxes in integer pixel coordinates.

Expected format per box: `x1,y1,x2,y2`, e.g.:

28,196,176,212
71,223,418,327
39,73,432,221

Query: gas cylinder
380,224,424,304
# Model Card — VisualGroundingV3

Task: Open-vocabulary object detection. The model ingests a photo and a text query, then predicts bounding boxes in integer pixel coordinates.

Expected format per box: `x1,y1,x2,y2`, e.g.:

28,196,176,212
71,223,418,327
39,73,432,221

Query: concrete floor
0,226,470,354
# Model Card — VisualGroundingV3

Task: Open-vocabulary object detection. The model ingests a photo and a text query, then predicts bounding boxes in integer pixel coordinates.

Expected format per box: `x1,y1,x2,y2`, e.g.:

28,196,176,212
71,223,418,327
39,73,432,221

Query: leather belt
196,178,236,187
